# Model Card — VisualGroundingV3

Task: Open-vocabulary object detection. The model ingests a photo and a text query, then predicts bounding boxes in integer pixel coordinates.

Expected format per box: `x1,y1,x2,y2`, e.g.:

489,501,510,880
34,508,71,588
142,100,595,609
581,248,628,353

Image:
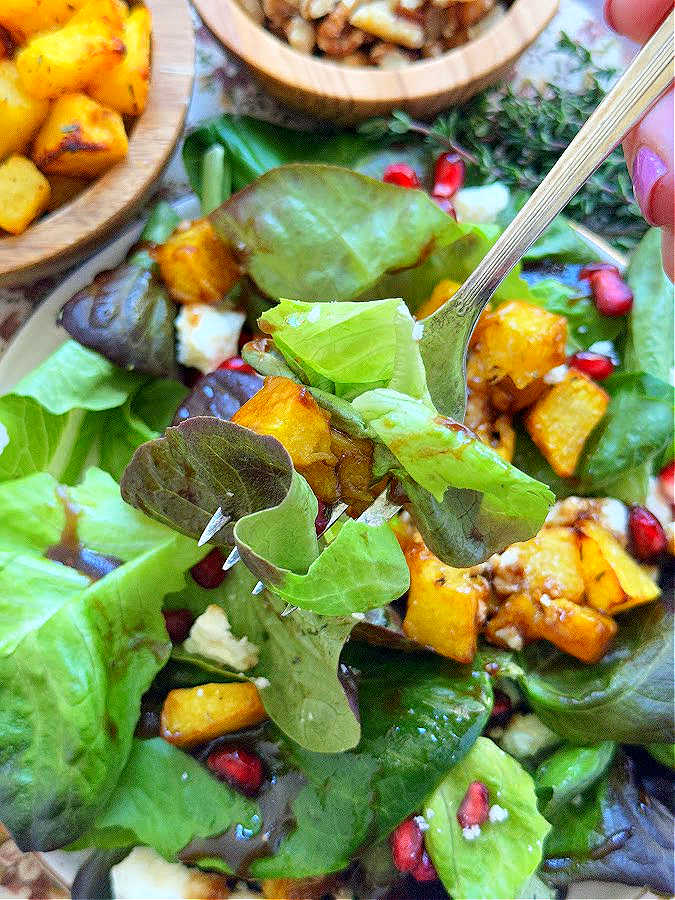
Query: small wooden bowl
0,0,195,284
193,0,558,124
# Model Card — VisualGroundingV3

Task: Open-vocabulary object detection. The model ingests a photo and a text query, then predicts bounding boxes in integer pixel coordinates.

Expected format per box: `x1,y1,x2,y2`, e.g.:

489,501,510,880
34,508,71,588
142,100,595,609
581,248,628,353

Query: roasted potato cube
416,278,460,320
402,537,487,663
0,61,49,161
525,370,609,478
474,300,567,389
486,592,616,663
579,520,661,613
70,0,127,27
0,154,50,234
32,93,128,177
45,173,88,211
0,0,88,42
474,414,515,462
233,376,337,480
16,14,125,100
160,682,266,748
495,526,585,604
89,5,151,115
155,219,241,305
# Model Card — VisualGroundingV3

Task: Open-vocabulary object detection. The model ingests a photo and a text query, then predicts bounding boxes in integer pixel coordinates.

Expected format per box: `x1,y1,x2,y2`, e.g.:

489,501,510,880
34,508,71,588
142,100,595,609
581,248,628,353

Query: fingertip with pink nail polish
632,146,668,226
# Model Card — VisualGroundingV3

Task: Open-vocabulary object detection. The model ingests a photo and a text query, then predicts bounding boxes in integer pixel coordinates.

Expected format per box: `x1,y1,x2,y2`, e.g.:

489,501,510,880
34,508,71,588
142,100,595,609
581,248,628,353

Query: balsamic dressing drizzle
45,486,122,581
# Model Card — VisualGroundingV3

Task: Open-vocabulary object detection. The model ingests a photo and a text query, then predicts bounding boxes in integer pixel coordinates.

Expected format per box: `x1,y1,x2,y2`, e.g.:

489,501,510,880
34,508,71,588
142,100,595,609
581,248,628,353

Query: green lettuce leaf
534,741,616,817
258,297,428,401
74,738,257,857
122,417,409,615
519,600,674,745
425,737,551,900
527,278,624,353
0,468,203,851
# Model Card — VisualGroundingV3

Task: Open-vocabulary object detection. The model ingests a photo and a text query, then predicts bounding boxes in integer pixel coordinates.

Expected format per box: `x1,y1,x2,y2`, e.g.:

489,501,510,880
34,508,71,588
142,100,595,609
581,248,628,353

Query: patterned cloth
0,0,634,895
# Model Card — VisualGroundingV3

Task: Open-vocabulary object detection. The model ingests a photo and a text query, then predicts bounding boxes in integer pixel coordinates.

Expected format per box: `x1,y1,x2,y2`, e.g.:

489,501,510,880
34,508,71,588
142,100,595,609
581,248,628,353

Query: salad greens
534,741,616,817
425,737,551,899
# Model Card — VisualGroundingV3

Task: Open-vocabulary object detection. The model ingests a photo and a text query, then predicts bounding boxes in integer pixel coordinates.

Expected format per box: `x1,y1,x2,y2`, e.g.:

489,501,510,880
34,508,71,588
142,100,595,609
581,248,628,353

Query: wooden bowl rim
193,0,559,103
0,0,195,280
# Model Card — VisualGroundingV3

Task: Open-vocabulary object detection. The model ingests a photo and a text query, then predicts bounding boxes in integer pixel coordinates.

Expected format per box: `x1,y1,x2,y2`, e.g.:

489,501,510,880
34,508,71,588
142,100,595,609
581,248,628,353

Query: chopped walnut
350,0,425,48
238,0,265,23
285,14,317,50
339,49,370,64
298,0,338,18
458,0,495,27
316,1,369,56
369,40,416,66
262,0,297,27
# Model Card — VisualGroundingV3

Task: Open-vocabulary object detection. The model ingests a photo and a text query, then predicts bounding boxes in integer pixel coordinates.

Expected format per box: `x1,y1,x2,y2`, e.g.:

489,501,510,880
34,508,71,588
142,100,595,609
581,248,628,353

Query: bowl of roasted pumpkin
0,0,194,283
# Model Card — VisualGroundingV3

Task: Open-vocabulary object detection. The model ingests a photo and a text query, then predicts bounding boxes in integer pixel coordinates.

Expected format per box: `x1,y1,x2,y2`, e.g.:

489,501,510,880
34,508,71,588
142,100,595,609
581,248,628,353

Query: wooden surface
0,0,195,284
192,0,559,123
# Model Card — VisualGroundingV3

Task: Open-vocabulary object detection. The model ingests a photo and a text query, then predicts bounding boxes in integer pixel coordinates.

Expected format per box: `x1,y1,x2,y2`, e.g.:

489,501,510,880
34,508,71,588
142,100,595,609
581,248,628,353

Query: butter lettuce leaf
425,737,551,900
0,468,203,851
122,417,408,615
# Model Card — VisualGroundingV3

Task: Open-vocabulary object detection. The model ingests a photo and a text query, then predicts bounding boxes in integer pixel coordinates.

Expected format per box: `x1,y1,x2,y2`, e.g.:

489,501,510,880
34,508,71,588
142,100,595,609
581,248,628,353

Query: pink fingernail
632,146,668,226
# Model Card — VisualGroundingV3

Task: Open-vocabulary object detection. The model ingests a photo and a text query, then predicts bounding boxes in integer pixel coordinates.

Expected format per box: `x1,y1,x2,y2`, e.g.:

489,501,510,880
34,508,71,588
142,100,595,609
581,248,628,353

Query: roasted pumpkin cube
0,61,49,160
155,219,241,305
89,5,151,115
579,520,661,613
490,376,546,414
233,376,336,476
525,370,609,478
578,532,625,614
474,300,567,389
403,537,487,663
32,93,128,177
474,414,515,463
497,526,585,604
70,0,127,27
416,278,460,320
331,428,376,513
0,0,88,42
16,15,125,100
160,682,266,748
486,592,616,663
45,173,88,211
0,154,50,234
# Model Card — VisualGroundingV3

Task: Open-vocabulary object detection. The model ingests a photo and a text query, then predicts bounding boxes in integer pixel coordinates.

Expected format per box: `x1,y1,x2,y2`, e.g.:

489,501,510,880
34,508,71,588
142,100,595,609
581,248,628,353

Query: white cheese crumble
412,320,424,341
454,183,510,225
488,804,509,823
253,676,270,689
462,824,481,840
494,626,523,651
175,305,245,374
183,604,259,671
413,814,430,832
351,612,366,620
500,713,559,760
111,847,227,899
543,363,569,385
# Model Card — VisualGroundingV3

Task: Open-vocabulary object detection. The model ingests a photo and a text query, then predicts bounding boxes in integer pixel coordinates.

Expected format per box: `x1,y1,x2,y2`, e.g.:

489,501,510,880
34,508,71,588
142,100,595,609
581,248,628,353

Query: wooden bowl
193,0,558,124
0,0,195,285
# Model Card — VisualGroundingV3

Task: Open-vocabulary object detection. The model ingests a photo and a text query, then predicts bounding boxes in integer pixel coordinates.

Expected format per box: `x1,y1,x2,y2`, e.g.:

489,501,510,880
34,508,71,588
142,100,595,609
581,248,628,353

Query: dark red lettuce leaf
173,369,262,425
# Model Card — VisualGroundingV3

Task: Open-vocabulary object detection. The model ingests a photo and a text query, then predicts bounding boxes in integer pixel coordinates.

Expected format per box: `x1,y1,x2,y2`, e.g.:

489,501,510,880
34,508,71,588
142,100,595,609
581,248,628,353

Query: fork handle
433,10,674,319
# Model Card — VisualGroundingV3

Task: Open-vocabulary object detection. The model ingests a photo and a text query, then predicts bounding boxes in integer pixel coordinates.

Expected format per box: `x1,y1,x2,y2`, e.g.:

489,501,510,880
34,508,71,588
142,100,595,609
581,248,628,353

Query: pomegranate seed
163,608,194,643
569,351,615,380
659,461,674,507
390,817,424,873
432,194,457,218
382,163,421,189
490,689,512,722
433,152,465,199
218,356,256,375
315,499,329,536
457,781,490,828
207,747,264,795
190,548,226,588
629,505,667,560
412,850,438,883
579,264,633,316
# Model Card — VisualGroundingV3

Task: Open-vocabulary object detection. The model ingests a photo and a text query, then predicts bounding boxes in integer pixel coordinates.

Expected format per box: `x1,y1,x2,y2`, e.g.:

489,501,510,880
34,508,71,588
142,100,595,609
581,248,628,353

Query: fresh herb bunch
362,35,645,251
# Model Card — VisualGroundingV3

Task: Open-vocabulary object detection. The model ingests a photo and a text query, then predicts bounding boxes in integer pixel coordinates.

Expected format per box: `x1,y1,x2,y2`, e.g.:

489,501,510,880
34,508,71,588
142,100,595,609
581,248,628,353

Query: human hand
604,0,674,279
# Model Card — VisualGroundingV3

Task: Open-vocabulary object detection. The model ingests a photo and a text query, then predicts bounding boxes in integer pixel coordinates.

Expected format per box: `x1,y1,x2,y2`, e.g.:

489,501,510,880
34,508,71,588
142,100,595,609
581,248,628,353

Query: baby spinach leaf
131,379,190,433
211,165,466,302
519,600,674,745
577,372,674,491
73,738,257,858
647,743,675,769
542,753,674,895
0,469,203,851
534,742,616,816
624,228,674,382
527,279,624,353
60,265,178,379
425,737,551,900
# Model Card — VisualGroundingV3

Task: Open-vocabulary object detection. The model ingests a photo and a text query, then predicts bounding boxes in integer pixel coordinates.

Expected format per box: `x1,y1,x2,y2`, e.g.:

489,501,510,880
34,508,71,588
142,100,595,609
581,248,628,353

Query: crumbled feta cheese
111,847,228,899
454,183,510,224
498,545,521,568
539,593,552,607
253,676,270,689
597,497,630,540
645,476,673,529
500,713,559,760
183,604,259,671
412,320,424,341
543,363,569,385
488,804,509,823
175,305,245,374
587,339,616,360
351,612,366,620
494,626,523,651
414,815,430,832
462,824,481,840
